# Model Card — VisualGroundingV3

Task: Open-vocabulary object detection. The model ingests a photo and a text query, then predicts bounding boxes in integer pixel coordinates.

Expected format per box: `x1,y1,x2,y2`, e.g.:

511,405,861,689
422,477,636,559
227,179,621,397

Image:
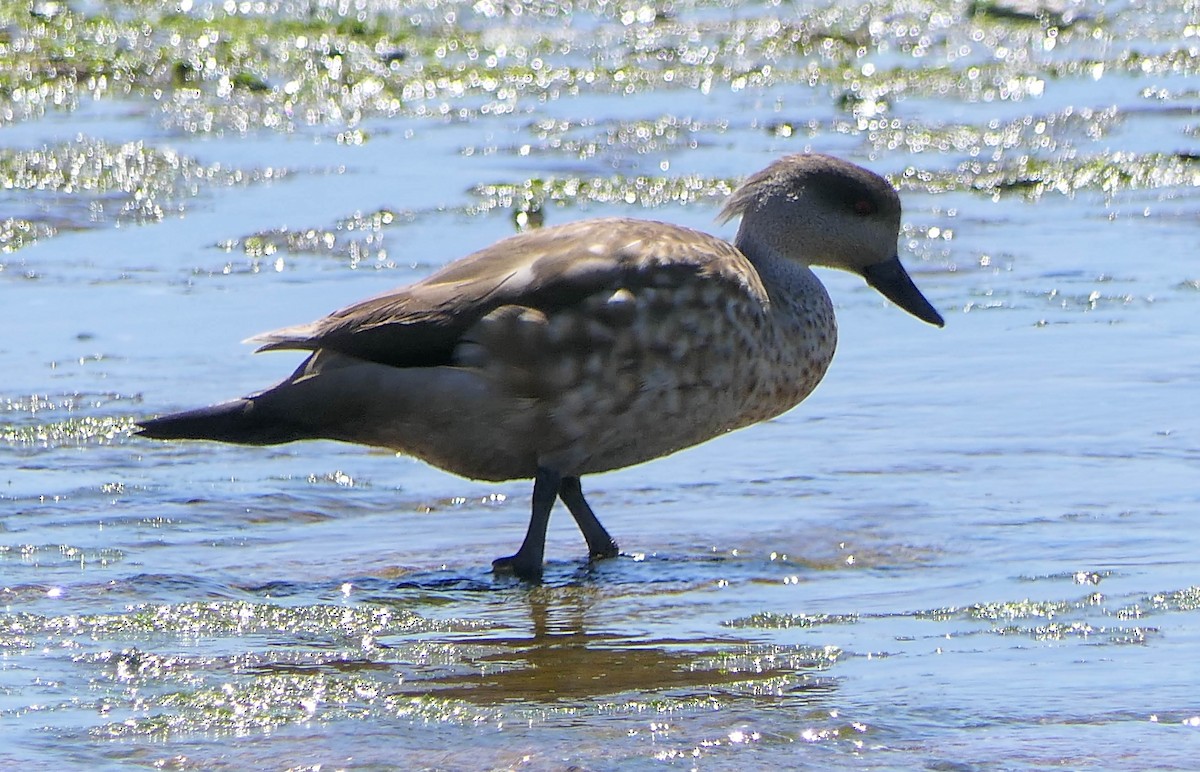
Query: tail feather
137,398,306,446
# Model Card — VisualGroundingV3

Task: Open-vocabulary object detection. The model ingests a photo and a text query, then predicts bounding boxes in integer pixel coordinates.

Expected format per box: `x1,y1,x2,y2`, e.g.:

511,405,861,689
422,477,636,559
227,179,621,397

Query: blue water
4,0,1200,768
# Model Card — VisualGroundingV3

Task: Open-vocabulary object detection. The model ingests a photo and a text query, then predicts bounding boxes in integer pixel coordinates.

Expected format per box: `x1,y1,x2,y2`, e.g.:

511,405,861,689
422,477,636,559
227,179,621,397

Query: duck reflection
388,581,838,704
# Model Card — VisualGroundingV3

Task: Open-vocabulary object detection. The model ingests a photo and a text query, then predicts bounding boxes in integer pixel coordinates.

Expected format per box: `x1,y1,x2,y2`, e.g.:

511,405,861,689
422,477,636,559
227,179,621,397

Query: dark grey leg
492,466,560,580
559,476,619,560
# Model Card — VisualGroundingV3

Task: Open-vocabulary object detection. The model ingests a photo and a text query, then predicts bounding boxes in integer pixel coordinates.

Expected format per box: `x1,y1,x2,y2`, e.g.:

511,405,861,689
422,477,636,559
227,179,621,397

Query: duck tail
136,398,305,446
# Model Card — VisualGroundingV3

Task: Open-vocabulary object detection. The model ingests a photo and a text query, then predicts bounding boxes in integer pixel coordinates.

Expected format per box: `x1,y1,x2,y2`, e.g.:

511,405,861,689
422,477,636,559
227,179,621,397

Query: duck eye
853,198,876,216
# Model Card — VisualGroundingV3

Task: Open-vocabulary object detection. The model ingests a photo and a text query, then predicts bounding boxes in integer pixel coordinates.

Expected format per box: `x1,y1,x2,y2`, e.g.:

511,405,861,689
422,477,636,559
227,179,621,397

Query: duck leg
493,466,560,580
558,476,619,561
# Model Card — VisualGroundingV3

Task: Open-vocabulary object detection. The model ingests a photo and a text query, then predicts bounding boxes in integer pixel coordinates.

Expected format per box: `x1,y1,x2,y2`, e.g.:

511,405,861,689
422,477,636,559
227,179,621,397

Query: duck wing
248,217,766,369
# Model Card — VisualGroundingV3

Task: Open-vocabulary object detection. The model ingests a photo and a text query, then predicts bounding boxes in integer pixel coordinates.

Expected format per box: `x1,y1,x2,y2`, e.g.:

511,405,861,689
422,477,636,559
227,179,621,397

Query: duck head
720,153,944,327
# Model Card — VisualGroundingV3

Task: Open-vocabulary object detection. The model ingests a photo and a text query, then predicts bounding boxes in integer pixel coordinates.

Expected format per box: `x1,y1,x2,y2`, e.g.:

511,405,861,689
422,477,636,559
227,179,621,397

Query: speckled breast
455,262,838,476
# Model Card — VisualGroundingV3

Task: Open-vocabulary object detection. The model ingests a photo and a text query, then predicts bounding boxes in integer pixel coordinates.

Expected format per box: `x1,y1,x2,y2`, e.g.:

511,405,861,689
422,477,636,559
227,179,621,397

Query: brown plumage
139,153,944,579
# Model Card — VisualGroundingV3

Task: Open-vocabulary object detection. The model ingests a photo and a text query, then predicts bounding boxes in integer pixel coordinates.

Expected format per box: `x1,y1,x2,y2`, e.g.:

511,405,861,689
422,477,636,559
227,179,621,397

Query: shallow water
3,0,1200,768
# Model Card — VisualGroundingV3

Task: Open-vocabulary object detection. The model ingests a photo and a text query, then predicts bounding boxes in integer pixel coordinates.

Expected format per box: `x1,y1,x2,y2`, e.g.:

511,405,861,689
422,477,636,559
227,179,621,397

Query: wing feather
248,217,766,369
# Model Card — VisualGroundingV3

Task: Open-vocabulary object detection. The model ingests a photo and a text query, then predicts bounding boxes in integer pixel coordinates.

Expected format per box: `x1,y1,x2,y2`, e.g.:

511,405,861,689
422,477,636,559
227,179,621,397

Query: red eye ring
854,199,876,215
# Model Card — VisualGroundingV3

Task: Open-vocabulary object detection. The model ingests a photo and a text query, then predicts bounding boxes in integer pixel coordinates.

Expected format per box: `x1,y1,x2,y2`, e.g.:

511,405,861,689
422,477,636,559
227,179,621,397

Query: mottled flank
239,216,835,482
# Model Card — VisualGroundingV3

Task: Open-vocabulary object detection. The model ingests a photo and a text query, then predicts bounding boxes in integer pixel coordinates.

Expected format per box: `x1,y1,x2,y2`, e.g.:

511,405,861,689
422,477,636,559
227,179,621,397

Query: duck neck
723,225,838,427
734,228,825,307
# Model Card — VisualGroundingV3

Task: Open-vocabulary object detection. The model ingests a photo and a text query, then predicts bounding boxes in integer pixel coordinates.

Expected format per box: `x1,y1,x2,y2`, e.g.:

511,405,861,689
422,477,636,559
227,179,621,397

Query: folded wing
248,217,767,369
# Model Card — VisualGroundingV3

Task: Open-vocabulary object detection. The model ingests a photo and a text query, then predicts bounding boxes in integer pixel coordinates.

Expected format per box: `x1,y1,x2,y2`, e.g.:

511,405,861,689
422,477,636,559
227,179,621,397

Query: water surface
3,0,1200,768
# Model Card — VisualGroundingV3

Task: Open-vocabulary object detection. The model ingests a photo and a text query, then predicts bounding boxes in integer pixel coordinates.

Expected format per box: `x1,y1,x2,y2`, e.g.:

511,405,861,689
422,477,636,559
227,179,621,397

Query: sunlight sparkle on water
3,0,1200,767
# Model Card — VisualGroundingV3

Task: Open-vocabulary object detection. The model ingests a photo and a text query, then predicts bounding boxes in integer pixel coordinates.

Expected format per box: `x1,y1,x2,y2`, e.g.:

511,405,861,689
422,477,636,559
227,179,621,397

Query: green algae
1150,587,1200,612
5,583,1198,747
964,597,1079,622
3,392,138,415
0,543,124,568
968,0,1087,27
1,216,56,253
506,115,720,162
466,147,1200,216
470,172,737,216
3,0,1197,259
694,642,843,675
0,0,1185,135
897,152,1200,200
1123,586,1200,617
219,207,405,268
1,393,146,450
916,596,1084,623
0,0,431,126
723,611,858,629
0,136,290,251
0,597,838,741
0,600,486,650
2,2,1199,766
991,621,1155,644
910,589,1185,645
725,591,1165,648
856,107,1122,158
0,415,139,446
90,663,809,741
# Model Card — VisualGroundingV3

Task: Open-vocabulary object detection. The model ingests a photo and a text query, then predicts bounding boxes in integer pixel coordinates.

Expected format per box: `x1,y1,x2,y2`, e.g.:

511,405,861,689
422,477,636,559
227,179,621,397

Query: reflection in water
395,585,838,704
